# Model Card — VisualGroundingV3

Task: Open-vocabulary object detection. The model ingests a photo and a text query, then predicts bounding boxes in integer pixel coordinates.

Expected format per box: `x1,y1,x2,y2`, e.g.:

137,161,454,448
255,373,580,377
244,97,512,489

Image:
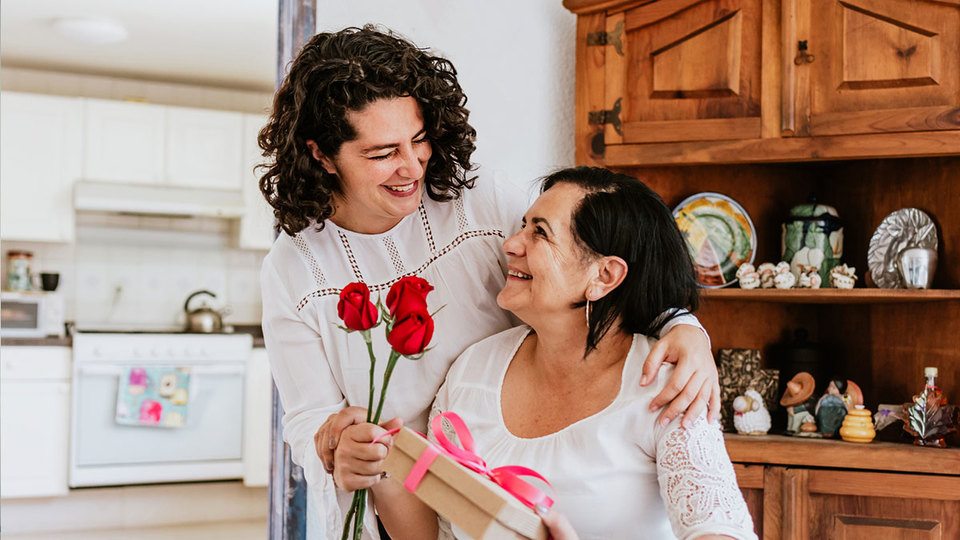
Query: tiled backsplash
1,214,267,328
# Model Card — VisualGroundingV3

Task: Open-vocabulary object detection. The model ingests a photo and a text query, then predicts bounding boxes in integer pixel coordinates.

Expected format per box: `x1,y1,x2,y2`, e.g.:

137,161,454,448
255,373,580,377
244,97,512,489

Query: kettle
184,290,225,333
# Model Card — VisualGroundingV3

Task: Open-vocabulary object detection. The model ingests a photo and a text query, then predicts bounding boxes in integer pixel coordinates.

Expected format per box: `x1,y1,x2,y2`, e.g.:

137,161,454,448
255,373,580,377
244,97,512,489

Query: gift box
383,426,548,540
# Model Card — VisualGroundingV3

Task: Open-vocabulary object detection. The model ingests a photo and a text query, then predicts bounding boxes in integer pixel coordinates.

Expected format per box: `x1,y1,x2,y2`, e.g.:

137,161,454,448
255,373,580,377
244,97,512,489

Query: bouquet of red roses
336,276,437,540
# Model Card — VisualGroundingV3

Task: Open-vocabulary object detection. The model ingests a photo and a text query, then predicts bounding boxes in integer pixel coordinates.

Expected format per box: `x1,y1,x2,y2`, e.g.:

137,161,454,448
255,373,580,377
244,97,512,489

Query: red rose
386,276,434,317
387,307,434,356
337,282,378,331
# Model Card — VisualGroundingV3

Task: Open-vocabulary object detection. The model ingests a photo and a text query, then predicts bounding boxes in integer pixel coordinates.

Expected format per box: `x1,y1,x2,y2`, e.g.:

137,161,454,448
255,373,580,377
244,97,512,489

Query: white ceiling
1,0,279,91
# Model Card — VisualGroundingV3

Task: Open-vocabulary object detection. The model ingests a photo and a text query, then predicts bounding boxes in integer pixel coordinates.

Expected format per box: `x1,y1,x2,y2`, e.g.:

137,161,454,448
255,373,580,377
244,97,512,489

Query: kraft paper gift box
383,426,548,540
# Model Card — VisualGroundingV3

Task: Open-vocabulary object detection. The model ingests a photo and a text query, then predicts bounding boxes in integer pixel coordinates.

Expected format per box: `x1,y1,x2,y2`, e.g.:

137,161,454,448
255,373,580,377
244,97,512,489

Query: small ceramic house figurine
780,372,817,435
736,263,760,289
733,389,772,435
830,264,857,289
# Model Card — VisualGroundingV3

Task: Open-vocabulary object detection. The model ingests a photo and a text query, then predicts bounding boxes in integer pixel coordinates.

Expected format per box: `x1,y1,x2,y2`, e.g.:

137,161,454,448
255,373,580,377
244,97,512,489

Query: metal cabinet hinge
586,21,624,56
588,98,622,135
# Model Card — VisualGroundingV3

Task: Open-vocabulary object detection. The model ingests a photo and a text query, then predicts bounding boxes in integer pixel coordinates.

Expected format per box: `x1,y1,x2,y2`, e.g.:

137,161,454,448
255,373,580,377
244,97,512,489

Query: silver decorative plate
867,208,938,288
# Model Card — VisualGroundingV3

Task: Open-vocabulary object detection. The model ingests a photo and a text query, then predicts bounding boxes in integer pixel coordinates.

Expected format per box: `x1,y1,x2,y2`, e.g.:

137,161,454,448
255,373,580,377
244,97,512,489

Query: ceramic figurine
736,263,760,289
815,378,857,437
797,266,822,289
780,372,817,436
718,349,779,432
782,196,844,286
774,271,796,289
733,389,772,435
839,406,876,443
830,264,857,289
758,262,777,288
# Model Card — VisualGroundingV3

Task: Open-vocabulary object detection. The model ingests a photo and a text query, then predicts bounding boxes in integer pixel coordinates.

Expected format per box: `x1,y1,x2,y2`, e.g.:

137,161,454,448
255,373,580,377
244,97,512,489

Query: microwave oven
0,291,66,338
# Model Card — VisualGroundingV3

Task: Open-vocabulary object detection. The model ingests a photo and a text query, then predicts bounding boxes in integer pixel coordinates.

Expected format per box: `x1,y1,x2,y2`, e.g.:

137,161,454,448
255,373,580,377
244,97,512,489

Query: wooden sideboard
564,1,960,538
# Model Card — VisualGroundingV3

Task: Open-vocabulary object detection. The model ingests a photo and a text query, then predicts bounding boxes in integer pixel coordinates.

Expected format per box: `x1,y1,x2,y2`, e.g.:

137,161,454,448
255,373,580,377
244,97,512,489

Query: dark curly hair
257,25,477,236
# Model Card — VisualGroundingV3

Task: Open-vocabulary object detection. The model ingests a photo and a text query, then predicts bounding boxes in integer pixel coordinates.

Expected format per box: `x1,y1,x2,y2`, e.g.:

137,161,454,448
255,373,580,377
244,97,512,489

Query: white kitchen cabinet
0,92,82,243
83,98,166,184
242,347,272,487
166,107,244,190
0,346,72,498
238,114,276,250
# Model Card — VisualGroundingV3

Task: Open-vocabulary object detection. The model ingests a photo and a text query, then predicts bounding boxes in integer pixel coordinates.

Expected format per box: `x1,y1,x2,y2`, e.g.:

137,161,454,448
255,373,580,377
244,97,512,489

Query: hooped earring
585,299,591,329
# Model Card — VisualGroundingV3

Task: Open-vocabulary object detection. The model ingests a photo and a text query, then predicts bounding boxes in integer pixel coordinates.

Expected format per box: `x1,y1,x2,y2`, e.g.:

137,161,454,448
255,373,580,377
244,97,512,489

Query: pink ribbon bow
386,411,554,511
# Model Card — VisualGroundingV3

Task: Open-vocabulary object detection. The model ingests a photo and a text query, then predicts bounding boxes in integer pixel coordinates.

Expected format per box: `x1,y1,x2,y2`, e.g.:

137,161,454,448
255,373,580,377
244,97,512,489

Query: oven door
70,363,245,487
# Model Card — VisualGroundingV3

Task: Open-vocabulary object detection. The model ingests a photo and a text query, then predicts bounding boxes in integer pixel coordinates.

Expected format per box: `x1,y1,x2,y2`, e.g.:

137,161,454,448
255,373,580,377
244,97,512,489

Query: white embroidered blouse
433,325,757,540
260,175,705,540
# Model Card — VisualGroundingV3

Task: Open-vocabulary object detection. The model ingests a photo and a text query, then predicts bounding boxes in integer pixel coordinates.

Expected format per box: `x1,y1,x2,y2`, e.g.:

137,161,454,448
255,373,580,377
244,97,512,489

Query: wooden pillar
270,5,315,540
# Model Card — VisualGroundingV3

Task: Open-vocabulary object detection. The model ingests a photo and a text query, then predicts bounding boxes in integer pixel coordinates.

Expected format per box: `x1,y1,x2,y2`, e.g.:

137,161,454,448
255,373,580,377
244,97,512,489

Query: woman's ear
587,255,628,301
305,140,337,175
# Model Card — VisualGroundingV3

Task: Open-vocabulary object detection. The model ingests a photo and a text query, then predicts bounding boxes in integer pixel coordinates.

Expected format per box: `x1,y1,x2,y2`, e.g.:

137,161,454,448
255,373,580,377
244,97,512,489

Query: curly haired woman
258,26,720,540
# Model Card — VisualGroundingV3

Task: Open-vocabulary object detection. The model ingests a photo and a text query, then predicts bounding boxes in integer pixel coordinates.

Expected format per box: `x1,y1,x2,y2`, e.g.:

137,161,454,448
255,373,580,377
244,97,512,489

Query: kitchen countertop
2,325,265,348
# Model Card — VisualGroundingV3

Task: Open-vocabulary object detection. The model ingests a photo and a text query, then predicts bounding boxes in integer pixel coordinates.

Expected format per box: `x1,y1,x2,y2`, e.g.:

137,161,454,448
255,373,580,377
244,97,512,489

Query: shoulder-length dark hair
257,25,477,236
541,166,700,354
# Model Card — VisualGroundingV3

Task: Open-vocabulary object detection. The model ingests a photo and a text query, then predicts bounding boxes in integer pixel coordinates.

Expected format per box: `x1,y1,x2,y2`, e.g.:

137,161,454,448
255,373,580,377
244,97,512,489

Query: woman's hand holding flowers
332,416,403,491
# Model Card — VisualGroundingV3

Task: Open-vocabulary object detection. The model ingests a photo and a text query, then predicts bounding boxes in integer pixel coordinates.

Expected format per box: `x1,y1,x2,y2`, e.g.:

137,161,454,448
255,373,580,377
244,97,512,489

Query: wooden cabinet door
794,0,960,137
165,106,244,190
598,0,767,146
0,92,81,243
781,469,960,540
83,98,166,184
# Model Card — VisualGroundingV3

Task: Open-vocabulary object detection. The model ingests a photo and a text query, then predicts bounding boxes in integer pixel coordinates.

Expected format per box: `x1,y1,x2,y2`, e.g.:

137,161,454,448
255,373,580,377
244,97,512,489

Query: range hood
74,180,246,218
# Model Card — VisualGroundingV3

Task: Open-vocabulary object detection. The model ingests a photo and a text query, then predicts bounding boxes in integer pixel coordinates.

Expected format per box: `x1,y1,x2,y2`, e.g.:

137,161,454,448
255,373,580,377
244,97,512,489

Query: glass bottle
924,367,946,405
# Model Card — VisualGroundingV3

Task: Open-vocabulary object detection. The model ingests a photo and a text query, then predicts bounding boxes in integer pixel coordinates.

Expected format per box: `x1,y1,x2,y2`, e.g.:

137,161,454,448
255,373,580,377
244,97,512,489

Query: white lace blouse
433,325,756,540
260,174,706,540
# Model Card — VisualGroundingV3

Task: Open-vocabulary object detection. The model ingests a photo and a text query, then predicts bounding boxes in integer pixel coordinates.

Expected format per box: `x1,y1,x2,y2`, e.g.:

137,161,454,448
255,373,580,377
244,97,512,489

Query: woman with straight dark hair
340,167,755,540
258,26,721,539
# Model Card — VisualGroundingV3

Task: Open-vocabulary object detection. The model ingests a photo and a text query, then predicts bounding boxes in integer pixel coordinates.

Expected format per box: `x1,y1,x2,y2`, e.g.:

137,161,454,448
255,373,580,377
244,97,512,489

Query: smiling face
497,183,598,324
314,96,433,234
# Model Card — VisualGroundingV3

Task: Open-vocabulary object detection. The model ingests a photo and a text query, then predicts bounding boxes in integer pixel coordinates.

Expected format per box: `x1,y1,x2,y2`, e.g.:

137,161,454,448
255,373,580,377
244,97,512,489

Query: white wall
315,1,577,200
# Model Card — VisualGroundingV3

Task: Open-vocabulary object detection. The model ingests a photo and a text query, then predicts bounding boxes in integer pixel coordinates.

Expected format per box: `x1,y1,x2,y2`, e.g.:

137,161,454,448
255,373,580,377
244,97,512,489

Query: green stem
352,489,366,540
340,490,361,540
372,351,401,424
362,330,376,423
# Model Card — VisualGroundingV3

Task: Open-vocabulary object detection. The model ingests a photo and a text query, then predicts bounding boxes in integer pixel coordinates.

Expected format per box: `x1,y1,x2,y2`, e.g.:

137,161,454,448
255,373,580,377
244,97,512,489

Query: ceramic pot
781,196,843,286
839,408,876,443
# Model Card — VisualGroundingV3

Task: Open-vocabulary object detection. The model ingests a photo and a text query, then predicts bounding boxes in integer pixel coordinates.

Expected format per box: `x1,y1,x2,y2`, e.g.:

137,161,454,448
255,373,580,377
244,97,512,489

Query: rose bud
386,276,434,317
387,307,434,356
337,282,378,331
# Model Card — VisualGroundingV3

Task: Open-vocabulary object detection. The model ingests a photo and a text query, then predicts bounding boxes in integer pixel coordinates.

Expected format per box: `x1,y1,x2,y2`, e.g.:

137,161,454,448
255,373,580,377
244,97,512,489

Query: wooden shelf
725,433,960,476
701,288,960,304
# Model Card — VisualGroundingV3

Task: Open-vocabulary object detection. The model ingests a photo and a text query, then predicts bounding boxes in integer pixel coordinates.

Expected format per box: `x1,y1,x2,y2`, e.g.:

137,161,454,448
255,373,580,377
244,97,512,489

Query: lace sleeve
656,418,758,540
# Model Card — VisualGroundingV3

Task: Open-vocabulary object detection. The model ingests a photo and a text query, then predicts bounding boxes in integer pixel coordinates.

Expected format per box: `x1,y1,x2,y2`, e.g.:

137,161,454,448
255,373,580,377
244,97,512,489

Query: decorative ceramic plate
673,192,756,288
867,208,938,288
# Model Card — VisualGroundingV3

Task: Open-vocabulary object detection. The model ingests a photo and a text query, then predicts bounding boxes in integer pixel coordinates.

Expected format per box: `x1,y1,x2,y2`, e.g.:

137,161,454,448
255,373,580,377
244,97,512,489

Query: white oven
70,332,252,487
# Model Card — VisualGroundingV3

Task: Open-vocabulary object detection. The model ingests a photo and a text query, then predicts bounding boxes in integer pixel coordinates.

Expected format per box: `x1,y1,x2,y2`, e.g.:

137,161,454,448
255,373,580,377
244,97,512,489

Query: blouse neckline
495,326,640,442
323,201,421,240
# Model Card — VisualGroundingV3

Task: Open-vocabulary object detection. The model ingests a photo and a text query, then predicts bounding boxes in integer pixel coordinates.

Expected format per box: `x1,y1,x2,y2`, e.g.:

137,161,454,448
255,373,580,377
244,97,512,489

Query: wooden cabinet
566,0,960,165
0,346,72,498
0,92,82,243
793,0,960,138
566,0,960,534
238,114,276,251
730,436,960,539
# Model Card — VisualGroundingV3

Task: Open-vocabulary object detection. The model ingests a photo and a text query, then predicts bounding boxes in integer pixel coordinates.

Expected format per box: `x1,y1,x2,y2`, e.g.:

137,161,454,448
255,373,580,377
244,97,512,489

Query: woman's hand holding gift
332,416,403,491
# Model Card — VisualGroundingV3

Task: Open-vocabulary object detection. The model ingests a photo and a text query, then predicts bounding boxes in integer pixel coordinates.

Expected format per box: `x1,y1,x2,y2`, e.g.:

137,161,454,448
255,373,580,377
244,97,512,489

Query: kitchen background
0,1,577,538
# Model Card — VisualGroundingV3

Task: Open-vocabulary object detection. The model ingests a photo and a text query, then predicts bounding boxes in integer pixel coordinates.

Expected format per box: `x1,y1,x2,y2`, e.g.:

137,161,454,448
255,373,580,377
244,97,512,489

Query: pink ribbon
377,412,554,511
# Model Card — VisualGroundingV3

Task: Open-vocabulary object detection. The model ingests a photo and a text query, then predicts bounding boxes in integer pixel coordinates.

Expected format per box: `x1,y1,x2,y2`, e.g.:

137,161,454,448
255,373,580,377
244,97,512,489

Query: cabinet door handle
794,40,815,65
